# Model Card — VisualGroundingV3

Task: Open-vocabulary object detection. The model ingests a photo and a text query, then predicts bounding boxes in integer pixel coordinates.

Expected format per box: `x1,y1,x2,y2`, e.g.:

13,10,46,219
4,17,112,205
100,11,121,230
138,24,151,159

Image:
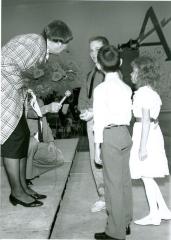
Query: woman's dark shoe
126,224,131,235
9,194,43,207
30,192,47,200
26,179,33,186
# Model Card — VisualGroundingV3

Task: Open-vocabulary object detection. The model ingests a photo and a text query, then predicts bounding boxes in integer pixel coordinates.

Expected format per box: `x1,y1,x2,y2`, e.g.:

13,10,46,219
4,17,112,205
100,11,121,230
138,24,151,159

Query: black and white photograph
1,0,171,239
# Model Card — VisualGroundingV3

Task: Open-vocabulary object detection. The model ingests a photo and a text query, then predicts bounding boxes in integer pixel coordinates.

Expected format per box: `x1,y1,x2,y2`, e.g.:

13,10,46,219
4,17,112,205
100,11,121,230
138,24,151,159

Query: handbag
34,142,64,167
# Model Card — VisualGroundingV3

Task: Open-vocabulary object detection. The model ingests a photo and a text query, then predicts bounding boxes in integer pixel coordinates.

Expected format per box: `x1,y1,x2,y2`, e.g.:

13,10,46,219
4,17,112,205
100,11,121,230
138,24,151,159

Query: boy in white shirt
93,45,133,240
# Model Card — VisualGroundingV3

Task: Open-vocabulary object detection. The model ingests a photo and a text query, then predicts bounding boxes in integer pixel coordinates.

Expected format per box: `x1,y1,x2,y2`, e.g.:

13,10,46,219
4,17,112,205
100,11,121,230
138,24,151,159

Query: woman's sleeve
1,64,24,91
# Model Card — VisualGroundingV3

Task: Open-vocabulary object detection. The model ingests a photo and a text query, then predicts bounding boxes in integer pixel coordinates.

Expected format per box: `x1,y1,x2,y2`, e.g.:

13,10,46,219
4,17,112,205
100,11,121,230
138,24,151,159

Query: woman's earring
120,58,123,66
46,49,49,61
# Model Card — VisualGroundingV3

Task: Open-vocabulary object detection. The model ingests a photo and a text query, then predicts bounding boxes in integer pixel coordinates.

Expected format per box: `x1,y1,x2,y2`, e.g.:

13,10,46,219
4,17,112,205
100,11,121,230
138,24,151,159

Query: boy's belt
105,124,126,129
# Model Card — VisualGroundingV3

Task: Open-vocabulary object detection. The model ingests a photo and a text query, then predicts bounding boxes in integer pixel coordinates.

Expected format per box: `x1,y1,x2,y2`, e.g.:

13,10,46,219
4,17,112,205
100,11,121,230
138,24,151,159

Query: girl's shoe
134,215,161,226
160,210,171,220
9,194,43,207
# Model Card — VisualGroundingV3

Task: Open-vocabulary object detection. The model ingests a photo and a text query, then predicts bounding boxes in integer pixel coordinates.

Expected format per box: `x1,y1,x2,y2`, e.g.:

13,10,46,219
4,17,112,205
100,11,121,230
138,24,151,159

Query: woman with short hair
1,20,73,207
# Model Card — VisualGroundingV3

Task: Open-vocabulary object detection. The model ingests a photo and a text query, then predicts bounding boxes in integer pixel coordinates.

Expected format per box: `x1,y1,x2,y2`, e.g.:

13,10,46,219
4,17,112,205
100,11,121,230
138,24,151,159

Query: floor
51,151,171,240
1,137,170,239
0,139,79,239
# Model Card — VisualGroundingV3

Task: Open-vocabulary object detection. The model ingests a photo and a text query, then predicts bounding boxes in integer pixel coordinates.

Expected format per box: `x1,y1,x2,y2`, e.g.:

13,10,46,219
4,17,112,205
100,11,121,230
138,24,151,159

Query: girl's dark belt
135,117,158,124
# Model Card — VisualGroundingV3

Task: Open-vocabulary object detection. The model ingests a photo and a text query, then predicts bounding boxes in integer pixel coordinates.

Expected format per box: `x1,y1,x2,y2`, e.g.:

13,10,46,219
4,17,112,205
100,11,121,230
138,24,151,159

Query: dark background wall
2,0,171,74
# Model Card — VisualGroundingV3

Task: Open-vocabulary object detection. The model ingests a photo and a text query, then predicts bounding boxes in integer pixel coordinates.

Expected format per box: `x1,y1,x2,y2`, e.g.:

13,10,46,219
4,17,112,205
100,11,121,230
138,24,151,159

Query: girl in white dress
129,56,171,225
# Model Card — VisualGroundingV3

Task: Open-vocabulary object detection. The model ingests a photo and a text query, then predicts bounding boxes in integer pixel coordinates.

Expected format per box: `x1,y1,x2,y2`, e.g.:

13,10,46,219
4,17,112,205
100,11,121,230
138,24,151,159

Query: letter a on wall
139,7,171,61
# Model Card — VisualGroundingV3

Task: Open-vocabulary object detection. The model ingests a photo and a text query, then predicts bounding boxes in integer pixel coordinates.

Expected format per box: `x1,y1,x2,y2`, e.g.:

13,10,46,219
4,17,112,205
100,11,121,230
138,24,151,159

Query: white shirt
93,72,132,143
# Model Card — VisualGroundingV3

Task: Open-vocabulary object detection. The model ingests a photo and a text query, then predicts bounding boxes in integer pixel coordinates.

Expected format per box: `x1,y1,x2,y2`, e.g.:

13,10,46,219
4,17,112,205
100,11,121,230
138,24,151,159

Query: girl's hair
97,45,121,72
42,20,73,43
131,56,160,90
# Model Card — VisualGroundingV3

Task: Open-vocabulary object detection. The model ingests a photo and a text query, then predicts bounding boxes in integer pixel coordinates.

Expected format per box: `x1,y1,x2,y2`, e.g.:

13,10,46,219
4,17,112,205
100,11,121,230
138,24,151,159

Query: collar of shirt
104,72,123,85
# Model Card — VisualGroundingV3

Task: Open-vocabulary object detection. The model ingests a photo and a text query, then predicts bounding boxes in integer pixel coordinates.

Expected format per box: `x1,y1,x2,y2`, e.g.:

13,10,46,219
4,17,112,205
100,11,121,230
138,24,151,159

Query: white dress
129,86,169,179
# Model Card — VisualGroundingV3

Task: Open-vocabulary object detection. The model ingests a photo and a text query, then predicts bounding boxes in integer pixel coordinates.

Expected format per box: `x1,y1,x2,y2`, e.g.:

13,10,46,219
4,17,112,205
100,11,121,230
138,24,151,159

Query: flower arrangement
28,50,82,98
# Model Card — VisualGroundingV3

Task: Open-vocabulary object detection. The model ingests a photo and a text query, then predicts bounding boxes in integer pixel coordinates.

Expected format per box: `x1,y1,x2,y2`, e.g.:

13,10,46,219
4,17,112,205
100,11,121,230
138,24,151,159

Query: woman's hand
50,102,62,113
139,147,148,161
41,102,62,115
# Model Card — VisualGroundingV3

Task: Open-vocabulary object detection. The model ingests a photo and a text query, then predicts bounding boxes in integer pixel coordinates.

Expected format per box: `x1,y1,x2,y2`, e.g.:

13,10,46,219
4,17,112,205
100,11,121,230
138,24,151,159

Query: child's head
97,45,121,73
89,36,109,64
131,56,159,89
